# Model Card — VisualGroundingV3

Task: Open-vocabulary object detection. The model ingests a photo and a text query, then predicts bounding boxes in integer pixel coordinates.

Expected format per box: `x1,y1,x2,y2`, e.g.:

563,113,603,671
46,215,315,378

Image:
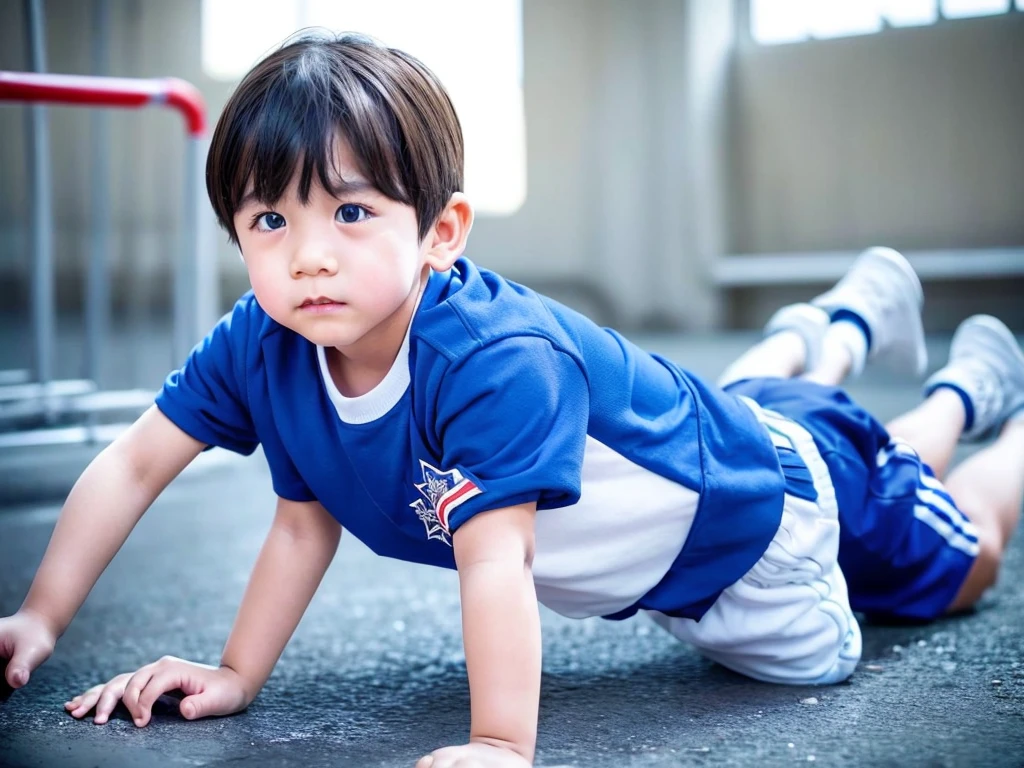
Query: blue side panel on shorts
723,377,977,621
843,444,979,619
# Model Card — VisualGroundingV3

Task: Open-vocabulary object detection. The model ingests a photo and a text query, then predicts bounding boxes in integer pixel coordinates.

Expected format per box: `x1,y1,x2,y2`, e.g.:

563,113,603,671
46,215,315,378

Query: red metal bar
0,71,206,136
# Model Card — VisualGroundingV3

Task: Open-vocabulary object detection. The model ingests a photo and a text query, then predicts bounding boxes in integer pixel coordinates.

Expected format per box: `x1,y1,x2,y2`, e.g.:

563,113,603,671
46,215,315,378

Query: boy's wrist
18,605,63,642
217,661,261,705
470,734,535,763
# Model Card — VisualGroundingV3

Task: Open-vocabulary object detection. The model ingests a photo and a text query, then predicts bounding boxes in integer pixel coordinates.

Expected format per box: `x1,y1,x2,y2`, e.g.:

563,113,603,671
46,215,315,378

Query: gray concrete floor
0,327,1022,767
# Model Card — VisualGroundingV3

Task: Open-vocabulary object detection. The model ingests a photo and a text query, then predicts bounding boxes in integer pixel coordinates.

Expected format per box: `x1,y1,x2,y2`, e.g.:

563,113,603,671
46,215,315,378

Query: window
202,0,526,216
942,0,1011,16
751,0,1017,45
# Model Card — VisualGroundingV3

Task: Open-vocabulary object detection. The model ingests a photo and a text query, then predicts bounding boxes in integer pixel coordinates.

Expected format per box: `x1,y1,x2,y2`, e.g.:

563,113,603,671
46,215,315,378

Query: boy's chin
291,323,367,350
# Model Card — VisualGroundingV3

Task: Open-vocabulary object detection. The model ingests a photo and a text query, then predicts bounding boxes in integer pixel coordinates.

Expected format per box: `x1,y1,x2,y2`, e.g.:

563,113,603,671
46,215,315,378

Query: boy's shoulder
413,258,582,364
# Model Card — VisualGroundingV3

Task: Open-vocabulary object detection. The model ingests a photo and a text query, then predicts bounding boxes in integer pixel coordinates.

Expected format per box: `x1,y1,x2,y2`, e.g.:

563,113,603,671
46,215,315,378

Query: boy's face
233,138,434,356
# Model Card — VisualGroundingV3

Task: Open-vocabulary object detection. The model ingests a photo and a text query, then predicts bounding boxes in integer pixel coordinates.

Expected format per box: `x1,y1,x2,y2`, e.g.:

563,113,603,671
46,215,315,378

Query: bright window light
941,0,1011,17
751,0,1015,44
809,0,884,39
201,0,301,80
751,0,812,45
882,0,939,26
202,0,526,216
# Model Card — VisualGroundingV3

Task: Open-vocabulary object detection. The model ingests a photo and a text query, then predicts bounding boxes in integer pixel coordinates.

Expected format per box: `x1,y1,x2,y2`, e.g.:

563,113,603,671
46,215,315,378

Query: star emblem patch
409,461,481,546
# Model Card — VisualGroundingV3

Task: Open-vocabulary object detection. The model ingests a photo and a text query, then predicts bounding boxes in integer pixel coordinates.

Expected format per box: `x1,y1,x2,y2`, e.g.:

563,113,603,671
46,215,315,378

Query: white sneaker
763,302,830,372
811,247,927,378
923,315,1024,442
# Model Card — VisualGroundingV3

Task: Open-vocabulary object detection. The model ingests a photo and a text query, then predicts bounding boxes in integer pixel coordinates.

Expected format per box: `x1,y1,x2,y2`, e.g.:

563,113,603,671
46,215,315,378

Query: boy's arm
98,495,342,727
21,406,205,638
428,502,540,766
217,496,342,701
62,496,341,727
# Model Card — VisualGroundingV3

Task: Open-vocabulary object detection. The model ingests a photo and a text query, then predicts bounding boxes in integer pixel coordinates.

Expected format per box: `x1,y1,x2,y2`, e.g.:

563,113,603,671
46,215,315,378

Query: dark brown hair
206,31,464,243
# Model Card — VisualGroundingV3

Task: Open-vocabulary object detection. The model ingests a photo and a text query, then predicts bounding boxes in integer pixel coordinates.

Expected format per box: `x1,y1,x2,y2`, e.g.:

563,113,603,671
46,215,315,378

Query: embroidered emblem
410,460,482,546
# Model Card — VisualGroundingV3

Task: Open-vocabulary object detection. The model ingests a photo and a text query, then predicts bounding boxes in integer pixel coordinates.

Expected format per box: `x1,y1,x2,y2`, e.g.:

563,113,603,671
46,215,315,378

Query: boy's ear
424,192,473,272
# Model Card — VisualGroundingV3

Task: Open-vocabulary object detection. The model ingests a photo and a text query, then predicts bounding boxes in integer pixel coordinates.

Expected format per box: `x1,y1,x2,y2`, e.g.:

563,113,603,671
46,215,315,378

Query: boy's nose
291,244,339,277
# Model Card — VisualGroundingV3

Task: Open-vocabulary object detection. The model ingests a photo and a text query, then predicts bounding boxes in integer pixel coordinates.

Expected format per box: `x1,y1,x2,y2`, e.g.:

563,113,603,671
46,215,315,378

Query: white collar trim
316,327,411,425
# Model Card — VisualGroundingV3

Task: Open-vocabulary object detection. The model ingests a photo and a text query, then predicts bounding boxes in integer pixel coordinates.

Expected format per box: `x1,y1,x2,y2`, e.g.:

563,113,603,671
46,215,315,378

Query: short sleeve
155,297,259,456
435,336,589,533
261,427,318,504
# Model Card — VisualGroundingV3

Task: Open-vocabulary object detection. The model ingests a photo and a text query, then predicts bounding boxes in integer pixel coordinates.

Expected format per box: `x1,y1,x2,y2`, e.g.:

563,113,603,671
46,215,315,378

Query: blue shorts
724,377,978,621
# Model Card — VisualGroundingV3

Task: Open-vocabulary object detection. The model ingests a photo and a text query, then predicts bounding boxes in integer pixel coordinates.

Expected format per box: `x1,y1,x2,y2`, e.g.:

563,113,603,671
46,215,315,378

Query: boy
2,32,1023,768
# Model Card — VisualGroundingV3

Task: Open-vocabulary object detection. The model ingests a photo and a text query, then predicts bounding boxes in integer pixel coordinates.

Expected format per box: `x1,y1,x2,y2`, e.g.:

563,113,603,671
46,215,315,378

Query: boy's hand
417,742,532,768
64,656,251,726
0,610,58,690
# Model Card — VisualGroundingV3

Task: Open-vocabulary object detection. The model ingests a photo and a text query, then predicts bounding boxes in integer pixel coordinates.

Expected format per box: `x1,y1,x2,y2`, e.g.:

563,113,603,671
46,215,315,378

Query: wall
0,0,720,330
728,8,1024,328
1,0,1021,333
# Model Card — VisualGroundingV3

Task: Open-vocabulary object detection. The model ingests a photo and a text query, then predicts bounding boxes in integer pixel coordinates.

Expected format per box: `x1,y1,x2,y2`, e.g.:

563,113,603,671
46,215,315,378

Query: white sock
825,319,869,377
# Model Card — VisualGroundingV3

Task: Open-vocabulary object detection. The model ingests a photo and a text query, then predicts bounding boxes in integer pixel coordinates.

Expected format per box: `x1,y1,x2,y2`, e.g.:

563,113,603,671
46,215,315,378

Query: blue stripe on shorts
723,377,977,621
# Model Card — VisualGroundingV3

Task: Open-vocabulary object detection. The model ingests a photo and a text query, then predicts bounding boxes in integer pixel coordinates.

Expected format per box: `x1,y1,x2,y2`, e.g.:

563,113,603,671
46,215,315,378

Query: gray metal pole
175,139,198,364
24,0,55,419
87,0,111,393
190,137,218,355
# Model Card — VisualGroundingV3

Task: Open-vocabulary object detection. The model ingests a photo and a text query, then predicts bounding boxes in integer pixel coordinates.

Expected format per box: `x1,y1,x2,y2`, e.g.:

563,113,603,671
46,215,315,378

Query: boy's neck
324,268,431,398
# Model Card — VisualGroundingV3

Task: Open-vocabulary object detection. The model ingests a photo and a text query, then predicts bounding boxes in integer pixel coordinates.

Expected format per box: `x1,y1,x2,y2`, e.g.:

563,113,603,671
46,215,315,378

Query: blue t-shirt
156,258,786,620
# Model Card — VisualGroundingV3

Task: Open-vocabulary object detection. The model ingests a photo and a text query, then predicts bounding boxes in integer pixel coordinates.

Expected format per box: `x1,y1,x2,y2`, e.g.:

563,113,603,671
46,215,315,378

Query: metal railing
0,70,215,448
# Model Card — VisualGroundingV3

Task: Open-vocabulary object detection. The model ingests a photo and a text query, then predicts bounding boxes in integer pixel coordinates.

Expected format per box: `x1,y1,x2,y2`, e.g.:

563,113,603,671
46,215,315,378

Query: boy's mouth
300,296,346,312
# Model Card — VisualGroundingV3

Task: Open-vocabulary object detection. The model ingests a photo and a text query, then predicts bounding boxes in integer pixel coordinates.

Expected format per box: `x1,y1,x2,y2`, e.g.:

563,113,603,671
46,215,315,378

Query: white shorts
647,398,862,685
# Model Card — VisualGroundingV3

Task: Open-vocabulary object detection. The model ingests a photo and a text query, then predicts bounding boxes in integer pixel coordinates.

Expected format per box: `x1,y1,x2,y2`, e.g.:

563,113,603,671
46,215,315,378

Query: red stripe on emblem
437,480,480,531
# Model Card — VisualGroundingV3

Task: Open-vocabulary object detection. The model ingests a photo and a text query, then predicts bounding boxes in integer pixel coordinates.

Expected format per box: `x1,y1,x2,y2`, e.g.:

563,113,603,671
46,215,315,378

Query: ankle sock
825,318,869,377
831,309,873,350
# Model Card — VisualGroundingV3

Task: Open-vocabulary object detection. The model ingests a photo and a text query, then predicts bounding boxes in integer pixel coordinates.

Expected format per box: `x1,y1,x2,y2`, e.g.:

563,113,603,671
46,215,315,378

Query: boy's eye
254,212,286,232
336,204,370,224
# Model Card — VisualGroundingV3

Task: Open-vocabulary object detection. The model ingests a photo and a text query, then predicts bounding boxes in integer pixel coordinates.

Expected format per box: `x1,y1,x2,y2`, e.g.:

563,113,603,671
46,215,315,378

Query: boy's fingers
70,693,97,718
4,662,30,688
70,686,101,714
178,688,222,720
123,670,154,722
92,688,122,724
135,670,182,725
5,642,53,688
72,691,101,718
5,667,27,688
179,693,203,720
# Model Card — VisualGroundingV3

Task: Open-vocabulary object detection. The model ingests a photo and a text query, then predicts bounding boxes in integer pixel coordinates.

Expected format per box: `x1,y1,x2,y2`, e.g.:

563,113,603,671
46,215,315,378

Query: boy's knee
697,607,863,687
972,532,1004,592
948,525,1003,612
